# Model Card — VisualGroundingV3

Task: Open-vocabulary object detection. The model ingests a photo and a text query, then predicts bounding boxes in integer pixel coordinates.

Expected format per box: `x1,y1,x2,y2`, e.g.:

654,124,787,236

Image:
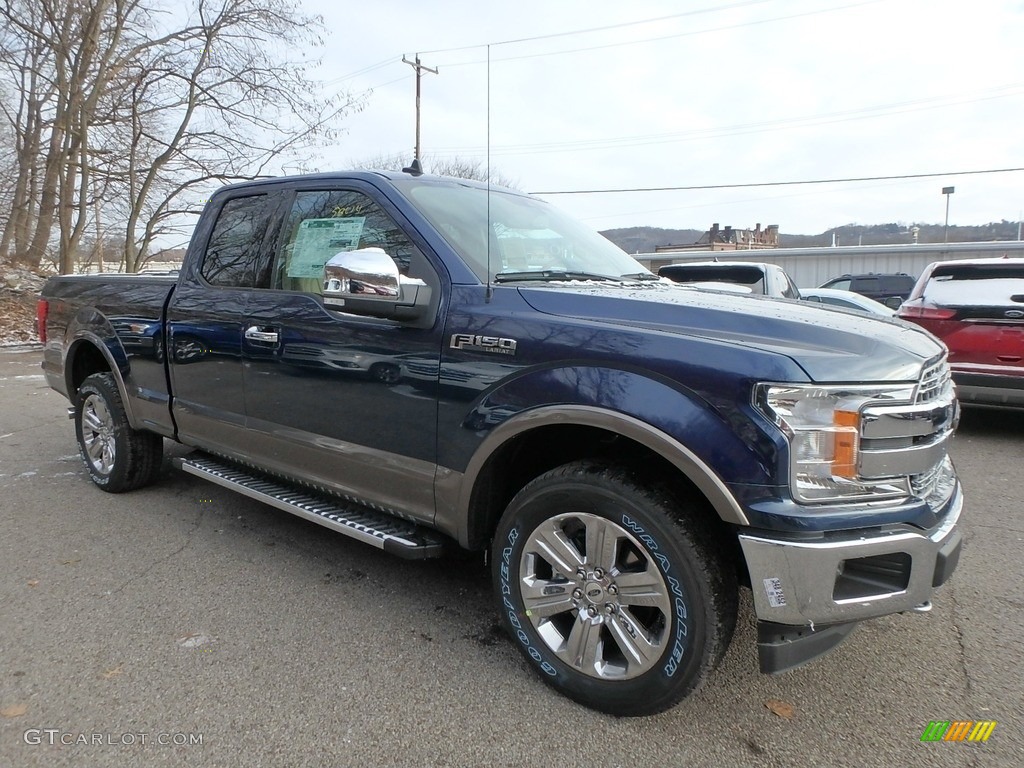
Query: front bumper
738,481,963,627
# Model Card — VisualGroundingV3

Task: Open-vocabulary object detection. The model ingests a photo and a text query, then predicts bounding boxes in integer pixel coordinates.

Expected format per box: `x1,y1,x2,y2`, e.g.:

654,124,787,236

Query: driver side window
270,190,420,293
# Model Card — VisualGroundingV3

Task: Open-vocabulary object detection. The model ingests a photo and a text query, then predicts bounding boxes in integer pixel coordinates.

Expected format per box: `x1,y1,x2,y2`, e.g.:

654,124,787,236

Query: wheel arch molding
64,330,138,429
453,404,750,549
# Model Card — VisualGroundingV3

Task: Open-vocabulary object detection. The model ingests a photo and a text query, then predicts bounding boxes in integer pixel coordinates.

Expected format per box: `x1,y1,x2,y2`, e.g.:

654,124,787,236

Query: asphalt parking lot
1,345,1022,767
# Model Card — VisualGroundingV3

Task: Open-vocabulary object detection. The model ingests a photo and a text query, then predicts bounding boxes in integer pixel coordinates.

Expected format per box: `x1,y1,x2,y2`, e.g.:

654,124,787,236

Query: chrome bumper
739,483,963,626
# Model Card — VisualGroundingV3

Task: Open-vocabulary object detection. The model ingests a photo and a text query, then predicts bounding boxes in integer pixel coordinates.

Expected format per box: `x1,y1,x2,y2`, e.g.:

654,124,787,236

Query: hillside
600,220,1022,253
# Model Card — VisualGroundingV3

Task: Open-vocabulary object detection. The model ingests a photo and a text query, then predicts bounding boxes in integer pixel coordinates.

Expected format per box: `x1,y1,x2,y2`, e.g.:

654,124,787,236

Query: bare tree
0,0,362,273
353,151,520,190
0,4,51,266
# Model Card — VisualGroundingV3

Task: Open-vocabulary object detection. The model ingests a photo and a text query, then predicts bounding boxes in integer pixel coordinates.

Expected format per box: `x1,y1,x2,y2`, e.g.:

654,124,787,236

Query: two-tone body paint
40,170,950,551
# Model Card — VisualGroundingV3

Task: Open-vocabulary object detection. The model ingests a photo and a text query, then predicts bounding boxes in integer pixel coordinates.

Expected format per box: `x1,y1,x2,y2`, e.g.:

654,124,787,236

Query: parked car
819,273,916,309
897,257,1024,408
658,261,801,299
800,288,895,316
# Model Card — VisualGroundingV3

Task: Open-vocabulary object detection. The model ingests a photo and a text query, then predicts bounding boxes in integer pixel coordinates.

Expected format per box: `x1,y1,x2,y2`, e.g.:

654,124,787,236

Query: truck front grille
916,357,953,404
858,354,958,506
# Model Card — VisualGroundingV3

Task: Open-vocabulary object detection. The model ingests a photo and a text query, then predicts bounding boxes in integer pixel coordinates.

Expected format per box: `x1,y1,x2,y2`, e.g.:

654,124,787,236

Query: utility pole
402,54,438,163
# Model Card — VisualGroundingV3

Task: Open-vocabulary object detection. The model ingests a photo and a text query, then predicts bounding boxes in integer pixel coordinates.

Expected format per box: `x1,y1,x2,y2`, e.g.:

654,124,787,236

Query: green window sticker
287,217,366,278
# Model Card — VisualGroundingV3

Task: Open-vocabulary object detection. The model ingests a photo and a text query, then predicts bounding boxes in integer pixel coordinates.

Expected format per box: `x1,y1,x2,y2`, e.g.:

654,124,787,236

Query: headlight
756,383,915,503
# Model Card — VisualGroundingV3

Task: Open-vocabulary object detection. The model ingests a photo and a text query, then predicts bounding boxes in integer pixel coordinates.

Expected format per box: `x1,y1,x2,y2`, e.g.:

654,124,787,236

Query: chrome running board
174,454,446,559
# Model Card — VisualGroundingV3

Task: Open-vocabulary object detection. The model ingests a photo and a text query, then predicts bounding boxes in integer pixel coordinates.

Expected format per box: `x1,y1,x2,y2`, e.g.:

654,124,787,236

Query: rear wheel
492,461,736,716
75,372,163,493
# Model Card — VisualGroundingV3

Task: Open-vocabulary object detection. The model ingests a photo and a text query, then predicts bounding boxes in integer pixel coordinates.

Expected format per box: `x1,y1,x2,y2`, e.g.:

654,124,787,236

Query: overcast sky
307,0,1024,237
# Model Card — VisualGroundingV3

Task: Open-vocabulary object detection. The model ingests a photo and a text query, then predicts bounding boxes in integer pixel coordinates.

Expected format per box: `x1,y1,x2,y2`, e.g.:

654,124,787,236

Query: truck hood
518,282,943,382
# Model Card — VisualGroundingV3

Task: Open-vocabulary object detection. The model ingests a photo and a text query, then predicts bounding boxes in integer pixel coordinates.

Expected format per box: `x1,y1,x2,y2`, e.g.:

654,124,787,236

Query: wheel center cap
583,582,605,604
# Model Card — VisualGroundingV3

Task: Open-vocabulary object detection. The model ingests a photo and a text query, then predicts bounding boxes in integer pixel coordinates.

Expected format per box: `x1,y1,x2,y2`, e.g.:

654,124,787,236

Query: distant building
655,222,780,252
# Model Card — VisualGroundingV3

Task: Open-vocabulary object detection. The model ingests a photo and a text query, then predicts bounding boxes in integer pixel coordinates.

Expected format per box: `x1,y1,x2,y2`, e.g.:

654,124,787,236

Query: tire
370,362,401,385
492,461,737,716
172,335,206,363
75,372,163,493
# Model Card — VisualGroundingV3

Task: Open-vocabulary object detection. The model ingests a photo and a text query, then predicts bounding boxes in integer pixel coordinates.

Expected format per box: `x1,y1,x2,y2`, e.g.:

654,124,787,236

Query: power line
321,1,777,89
323,56,400,86
329,0,878,90
577,177,924,223
417,0,775,54
530,167,1024,195
430,83,1024,157
436,0,883,69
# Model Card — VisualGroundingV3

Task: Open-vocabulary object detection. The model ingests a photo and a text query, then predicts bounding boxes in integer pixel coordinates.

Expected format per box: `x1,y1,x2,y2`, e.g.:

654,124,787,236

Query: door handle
245,326,279,343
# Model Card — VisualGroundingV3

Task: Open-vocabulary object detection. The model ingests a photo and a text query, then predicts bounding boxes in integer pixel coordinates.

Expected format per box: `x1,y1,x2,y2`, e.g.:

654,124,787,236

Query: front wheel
492,461,737,716
75,372,163,493
370,362,401,385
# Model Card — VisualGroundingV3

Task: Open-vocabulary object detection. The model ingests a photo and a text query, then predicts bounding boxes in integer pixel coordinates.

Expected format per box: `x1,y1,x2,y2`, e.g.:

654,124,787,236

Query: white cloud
309,0,1024,235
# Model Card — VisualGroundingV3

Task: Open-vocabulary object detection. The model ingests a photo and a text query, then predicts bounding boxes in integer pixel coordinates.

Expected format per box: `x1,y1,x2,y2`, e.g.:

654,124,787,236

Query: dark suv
819,273,916,309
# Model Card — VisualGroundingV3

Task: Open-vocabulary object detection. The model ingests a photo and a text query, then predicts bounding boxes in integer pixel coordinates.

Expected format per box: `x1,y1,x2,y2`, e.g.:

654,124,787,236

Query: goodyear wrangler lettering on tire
501,529,556,677
621,513,690,678
618,514,692,675
622,514,659,551
491,461,737,716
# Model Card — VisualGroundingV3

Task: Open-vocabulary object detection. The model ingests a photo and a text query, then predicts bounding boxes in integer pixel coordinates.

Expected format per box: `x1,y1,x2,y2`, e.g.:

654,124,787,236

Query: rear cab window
200,195,278,288
660,265,768,293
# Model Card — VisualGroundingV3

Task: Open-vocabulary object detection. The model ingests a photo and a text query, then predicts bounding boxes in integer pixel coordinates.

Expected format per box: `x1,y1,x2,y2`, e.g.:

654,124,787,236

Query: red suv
897,257,1024,408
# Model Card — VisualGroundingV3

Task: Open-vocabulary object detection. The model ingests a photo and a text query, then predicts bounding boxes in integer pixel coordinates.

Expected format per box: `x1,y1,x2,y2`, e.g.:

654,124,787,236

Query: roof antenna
485,43,493,301
402,157,423,176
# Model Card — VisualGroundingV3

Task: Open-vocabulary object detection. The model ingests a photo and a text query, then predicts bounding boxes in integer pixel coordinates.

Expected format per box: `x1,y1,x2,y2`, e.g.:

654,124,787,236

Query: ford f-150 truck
38,169,963,716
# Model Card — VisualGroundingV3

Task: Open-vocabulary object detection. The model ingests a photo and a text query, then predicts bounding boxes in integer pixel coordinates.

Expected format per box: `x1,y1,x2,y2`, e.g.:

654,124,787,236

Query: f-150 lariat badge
450,333,518,355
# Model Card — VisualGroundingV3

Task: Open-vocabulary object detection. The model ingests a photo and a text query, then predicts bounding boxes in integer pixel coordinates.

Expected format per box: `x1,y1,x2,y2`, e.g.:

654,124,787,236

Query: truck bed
40,273,177,436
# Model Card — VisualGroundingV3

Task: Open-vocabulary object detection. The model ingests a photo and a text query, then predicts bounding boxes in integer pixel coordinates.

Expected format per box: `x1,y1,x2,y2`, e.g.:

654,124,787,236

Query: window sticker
287,217,366,278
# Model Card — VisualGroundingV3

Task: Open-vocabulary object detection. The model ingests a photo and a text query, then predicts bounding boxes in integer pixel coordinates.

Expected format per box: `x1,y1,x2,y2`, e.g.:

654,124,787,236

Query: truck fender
63,321,140,430
458,403,749,528
444,364,767,546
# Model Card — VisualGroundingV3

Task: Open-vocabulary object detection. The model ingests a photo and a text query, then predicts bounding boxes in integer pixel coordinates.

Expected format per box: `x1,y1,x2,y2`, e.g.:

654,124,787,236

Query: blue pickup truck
38,170,963,716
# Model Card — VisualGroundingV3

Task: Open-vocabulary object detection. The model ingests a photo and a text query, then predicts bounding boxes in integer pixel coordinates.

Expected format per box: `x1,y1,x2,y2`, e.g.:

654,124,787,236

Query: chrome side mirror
323,247,432,321
324,247,400,304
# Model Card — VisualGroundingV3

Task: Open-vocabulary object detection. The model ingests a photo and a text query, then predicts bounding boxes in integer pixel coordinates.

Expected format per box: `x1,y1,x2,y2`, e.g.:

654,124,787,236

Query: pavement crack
109,508,205,595
970,523,1024,535
946,583,975,700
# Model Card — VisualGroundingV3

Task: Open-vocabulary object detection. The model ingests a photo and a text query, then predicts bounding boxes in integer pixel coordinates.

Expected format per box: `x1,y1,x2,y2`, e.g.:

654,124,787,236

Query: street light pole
942,186,955,243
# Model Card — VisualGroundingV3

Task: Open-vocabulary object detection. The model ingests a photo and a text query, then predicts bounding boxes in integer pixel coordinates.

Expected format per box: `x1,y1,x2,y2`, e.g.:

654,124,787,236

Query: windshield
397,179,650,283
